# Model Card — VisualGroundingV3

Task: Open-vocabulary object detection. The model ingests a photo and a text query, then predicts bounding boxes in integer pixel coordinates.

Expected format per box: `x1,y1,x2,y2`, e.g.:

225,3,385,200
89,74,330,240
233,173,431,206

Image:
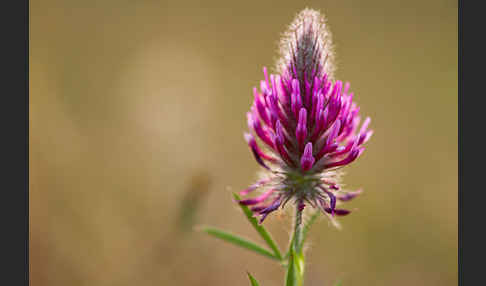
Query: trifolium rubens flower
238,8,373,225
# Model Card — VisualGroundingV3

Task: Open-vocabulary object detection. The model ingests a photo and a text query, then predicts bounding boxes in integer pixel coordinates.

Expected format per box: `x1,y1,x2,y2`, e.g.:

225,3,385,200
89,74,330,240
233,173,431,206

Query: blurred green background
30,0,457,285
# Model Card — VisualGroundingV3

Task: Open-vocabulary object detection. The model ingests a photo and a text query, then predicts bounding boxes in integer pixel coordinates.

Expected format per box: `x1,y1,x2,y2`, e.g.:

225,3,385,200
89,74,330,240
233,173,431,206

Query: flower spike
238,8,372,224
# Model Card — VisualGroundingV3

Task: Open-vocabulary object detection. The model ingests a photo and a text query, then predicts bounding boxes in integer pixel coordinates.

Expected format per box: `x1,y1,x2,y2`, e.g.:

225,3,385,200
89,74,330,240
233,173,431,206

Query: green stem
285,204,305,286
293,205,303,252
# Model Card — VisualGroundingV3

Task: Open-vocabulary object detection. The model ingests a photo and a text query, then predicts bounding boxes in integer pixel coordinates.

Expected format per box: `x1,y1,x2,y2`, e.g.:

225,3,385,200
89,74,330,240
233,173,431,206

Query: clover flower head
239,8,373,224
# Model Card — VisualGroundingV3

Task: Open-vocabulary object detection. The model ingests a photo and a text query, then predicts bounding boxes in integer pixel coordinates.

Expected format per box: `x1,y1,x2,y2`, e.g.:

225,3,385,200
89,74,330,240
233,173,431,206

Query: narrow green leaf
301,211,321,246
233,193,283,260
282,232,296,262
285,249,297,286
333,280,342,286
285,249,305,286
246,272,260,286
201,226,278,260
285,237,305,286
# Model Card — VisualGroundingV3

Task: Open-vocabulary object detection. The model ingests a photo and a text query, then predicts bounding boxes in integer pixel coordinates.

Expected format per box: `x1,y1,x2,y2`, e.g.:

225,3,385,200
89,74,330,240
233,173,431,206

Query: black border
0,0,29,285
459,0,486,284
0,0,468,284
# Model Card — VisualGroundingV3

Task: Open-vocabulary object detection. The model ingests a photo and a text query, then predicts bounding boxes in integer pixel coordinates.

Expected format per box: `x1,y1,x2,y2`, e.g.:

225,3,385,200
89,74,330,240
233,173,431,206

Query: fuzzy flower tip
239,8,373,224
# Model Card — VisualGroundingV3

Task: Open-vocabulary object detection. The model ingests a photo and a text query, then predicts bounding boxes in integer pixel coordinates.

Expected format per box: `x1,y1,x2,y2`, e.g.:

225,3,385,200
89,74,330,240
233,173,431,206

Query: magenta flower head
239,9,373,224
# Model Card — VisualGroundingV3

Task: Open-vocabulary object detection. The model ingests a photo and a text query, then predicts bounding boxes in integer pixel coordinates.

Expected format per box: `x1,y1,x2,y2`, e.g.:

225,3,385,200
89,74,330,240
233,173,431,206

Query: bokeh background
30,0,457,285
